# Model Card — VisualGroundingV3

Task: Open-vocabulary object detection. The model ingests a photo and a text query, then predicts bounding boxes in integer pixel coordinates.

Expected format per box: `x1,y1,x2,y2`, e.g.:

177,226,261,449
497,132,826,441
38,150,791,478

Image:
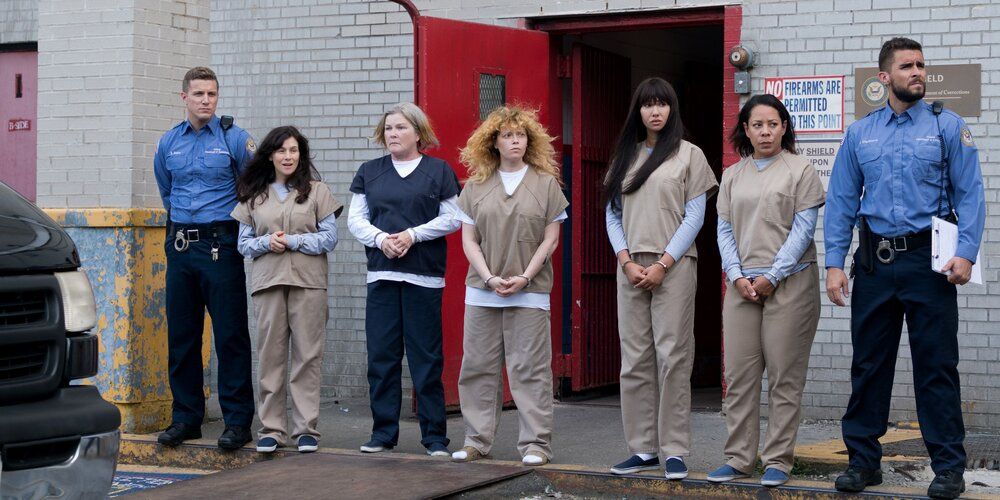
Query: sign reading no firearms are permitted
764,75,845,134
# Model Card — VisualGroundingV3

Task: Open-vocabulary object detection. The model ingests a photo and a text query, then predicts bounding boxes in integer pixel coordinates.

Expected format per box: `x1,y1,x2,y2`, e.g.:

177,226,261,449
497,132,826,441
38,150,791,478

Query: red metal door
569,44,630,391
417,17,555,407
0,50,38,201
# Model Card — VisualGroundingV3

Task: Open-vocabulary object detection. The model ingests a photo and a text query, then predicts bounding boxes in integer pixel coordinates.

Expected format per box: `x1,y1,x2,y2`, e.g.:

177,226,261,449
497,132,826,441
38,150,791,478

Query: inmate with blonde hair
372,102,440,151
459,105,561,185
451,104,569,466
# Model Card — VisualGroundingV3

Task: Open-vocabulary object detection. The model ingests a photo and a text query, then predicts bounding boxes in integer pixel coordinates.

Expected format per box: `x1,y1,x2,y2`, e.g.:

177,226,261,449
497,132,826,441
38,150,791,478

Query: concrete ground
146,389,997,496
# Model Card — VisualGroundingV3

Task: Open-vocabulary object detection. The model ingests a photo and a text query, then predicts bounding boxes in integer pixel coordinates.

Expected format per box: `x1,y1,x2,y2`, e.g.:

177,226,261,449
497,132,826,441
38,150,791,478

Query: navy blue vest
349,155,461,277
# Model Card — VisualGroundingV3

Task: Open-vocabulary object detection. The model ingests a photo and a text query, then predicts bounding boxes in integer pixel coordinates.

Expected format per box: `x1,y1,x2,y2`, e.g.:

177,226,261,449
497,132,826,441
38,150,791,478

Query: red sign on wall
8,119,31,132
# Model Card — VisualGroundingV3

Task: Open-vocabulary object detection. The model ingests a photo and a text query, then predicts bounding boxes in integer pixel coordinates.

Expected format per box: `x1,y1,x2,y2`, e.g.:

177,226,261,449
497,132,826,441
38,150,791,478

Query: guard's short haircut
182,66,218,93
878,37,922,72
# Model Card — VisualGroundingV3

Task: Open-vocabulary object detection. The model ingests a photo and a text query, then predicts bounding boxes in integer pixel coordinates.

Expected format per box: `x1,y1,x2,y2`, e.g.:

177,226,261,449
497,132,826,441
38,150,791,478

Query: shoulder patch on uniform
246,137,256,153
960,127,975,147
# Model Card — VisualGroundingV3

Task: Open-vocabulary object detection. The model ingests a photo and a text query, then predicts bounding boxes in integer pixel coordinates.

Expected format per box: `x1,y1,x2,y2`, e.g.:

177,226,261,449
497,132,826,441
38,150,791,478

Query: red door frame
393,1,743,396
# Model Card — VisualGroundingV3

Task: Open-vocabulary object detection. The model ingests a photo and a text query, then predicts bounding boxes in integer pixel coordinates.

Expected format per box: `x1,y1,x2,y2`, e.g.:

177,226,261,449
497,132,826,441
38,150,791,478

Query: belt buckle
892,236,907,252
185,229,200,242
876,239,895,264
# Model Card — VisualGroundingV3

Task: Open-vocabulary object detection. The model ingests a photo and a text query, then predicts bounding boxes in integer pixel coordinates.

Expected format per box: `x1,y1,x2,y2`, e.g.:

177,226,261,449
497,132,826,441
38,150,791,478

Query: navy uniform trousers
843,241,965,474
165,224,255,427
365,280,449,448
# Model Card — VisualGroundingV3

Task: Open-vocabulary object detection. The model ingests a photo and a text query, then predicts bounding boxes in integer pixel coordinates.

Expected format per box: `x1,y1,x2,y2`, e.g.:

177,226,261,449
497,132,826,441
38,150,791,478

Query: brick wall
0,0,37,44
36,0,209,209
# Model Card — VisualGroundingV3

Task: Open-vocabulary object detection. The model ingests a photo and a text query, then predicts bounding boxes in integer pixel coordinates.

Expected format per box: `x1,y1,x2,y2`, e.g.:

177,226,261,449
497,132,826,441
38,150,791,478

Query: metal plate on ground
135,453,530,499
880,434,1000,470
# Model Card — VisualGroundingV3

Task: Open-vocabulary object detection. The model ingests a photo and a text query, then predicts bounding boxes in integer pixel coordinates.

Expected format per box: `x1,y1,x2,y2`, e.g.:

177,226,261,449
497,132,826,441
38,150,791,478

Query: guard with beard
824,38,985,500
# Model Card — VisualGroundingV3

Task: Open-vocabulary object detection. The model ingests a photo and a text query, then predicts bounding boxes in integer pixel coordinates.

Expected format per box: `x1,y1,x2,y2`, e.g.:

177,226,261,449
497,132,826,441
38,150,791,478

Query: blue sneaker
707,464,750,483
610,455,660,475
297,435,318,453
426,442,449,457
256,437,278,453
664,457,688,480
761,468,789,487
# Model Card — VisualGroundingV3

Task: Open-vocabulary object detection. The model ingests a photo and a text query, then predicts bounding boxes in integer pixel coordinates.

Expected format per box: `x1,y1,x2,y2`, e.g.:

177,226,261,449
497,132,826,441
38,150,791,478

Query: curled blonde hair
372,102,440,151
459,105,561,185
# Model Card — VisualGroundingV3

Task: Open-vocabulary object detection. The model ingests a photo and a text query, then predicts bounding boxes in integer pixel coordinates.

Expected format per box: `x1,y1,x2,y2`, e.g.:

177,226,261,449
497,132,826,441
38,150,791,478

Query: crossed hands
380,231,415,259
621,255,676,291
734,276,776,304
269,231,288,253
486,275,530,297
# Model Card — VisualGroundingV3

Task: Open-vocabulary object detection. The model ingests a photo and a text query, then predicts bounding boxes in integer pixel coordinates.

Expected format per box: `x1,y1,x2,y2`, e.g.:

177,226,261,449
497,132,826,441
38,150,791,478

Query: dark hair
237,125,320,208
878,37,922,72
182,66,218,93
729,94,796,158
603,77,685,210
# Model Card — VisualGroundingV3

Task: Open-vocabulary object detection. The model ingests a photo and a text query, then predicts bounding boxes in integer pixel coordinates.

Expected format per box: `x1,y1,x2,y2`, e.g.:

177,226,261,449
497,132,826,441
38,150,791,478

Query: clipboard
931,216,982,284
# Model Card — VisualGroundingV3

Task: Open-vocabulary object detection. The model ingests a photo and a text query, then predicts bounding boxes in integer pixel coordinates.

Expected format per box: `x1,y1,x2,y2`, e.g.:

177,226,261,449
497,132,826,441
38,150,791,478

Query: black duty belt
872,230,932,264
170,221,238,253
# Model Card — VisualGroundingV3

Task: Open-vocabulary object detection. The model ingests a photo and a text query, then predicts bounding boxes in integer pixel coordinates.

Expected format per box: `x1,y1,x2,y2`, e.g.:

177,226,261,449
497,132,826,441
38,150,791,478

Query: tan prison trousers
458,305,554,459
253,285,327,444
721,264,820,473
617,253,696,458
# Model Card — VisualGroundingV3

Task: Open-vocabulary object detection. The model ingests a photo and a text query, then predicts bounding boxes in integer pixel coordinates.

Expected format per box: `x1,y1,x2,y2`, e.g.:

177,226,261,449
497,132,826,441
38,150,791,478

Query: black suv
0,181,120,497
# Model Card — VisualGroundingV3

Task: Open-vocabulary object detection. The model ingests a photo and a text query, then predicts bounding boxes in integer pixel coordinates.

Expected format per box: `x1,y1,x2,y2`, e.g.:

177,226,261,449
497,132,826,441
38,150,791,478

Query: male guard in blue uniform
153,67,256,450
825,38,985,499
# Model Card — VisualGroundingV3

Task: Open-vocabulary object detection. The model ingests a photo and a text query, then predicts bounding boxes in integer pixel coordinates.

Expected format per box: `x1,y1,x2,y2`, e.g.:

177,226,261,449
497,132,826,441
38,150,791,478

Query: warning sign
794,138,841,190
764,75,844,134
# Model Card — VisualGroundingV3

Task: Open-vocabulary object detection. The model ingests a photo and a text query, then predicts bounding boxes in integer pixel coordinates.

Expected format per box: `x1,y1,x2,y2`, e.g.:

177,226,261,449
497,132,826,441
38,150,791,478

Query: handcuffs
174,228,220,261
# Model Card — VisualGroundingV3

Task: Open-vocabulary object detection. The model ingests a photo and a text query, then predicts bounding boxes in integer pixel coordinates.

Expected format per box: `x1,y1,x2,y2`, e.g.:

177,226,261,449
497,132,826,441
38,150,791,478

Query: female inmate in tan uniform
708,95,824,487
603,78,718,479
232,126,342,454
451,106,568,466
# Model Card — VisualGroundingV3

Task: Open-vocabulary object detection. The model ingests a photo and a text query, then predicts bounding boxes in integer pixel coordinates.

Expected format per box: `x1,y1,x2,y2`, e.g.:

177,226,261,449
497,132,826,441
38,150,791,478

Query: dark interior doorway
555,22,725,394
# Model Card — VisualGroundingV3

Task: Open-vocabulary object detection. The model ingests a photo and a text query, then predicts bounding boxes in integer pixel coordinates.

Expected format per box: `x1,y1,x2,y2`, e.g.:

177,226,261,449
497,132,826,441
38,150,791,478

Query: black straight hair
603,77,685,211
728,94,797,158
237,125,320,209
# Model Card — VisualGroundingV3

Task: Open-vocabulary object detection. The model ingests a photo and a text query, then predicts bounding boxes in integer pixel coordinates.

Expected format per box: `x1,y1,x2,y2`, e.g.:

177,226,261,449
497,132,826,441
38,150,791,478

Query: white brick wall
0,0,37,44
36,0,209,209
13,0,997,426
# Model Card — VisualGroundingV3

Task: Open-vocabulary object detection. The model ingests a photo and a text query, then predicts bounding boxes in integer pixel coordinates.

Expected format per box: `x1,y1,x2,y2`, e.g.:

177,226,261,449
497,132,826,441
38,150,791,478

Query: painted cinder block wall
209,0,1000,428
10,0,997,427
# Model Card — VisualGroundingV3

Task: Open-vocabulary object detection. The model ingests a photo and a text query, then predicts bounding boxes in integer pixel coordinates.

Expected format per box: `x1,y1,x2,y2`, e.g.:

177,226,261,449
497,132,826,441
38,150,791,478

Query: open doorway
535,11,727,401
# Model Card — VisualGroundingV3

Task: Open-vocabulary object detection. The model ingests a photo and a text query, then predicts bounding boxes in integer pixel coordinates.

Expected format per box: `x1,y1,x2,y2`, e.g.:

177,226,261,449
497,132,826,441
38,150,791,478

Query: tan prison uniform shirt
458,167,569,294
717,151,826,269
231,180,342,294
620,140,718,258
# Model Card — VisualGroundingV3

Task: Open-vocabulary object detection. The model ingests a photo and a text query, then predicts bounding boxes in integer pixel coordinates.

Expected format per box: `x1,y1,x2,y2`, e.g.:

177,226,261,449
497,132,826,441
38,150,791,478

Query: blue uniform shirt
154,115,255,224
824,101,985,268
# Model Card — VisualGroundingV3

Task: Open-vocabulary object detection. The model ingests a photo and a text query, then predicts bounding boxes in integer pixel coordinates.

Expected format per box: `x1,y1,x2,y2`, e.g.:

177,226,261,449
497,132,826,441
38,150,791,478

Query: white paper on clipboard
931,216,982,284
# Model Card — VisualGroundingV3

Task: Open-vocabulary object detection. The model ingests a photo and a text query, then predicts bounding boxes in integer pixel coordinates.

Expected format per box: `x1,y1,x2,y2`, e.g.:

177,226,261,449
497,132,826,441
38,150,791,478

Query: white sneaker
452,450,468,460
522,453,548,466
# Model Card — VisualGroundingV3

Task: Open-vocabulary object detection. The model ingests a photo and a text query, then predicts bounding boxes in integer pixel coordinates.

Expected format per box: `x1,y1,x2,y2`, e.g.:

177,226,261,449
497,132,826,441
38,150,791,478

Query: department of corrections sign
854,64,981,118
764,75,845,133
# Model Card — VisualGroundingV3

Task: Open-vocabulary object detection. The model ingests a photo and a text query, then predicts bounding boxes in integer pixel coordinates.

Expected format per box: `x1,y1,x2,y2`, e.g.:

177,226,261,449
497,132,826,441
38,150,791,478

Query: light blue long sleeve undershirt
236,183,339,259
605,193,707,261
718,207,819,286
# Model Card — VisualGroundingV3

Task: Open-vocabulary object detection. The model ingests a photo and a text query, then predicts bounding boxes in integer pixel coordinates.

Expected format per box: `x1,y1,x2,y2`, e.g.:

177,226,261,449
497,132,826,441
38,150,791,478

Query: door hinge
556,55,572,79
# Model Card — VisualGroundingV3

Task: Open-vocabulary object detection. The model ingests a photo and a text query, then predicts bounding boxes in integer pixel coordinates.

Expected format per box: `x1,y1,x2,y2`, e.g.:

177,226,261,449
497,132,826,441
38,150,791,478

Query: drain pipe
390,0,422,105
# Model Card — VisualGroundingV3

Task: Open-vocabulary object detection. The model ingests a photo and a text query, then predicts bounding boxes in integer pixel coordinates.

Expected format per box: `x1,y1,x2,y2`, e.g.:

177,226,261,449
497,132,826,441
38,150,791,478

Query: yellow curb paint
794,428,926,465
